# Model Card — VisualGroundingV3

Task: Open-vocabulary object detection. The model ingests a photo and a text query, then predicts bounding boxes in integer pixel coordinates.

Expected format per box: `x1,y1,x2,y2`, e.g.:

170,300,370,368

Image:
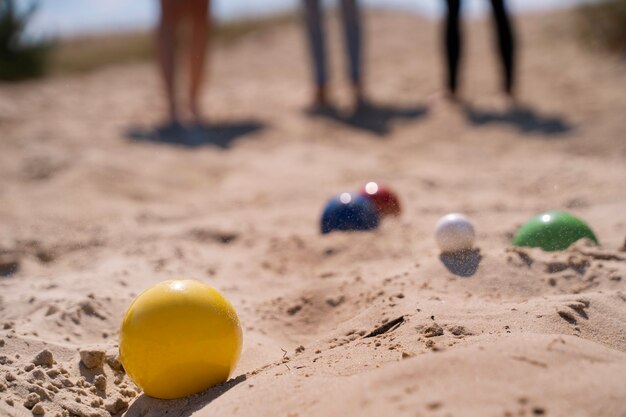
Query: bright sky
22,0,595,38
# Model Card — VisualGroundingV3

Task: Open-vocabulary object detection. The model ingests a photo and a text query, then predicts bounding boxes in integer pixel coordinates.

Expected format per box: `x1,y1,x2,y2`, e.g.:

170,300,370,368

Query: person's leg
185,0,210,123
490,0,515,96
444,0,462,97
157,0,182,123
302,0,328,106
340,0,364,105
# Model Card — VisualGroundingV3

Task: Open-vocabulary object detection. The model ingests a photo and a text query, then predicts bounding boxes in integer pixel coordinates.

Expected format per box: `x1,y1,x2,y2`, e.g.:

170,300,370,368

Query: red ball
358,182,401,217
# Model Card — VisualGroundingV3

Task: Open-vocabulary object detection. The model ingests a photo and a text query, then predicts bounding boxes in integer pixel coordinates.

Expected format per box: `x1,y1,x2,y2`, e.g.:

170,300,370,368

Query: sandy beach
1,9,625,417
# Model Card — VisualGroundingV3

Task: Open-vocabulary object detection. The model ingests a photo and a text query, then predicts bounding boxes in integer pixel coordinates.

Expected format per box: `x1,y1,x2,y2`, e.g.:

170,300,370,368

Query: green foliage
49,32,153,75
0,0,51,81
576,0,626,55
48,13,296,76
0,7,295,79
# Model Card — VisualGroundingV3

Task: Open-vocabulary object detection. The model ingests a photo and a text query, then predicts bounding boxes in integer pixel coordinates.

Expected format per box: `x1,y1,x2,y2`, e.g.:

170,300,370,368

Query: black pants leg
445,0,462,95
303,0,327,88
490,0,515,95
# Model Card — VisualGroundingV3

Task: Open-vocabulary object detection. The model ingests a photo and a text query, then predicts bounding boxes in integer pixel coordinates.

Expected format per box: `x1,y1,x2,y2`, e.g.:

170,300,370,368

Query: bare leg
157,0,182,124
185,0,210,123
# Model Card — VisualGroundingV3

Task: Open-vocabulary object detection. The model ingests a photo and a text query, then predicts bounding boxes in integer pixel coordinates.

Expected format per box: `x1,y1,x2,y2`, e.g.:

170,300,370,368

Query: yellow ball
119,279,242,399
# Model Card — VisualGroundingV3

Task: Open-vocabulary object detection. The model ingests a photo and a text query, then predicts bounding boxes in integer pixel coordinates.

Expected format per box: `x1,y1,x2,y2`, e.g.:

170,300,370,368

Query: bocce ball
435,213,476,253
321,192,380,234
512,211,598,251
359,181,402,217
119,279,242,399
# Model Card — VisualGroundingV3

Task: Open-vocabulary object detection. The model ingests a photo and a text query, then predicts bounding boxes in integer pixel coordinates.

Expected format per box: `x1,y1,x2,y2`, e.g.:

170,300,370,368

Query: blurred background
20,0,599,37
2,0,624,82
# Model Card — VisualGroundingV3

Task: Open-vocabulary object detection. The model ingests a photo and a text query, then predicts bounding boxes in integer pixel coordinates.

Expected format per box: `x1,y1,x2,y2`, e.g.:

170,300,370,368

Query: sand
1,9,626,417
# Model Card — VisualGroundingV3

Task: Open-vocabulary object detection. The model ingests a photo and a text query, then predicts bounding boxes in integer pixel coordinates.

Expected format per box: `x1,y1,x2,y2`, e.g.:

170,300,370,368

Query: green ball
512,211,598,252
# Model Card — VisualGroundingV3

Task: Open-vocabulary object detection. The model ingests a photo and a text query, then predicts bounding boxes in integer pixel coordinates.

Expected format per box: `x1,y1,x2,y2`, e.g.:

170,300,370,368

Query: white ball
435,213,475,253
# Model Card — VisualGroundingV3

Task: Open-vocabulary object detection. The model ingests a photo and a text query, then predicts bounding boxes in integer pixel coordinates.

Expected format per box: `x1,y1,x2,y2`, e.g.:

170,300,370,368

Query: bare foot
504,90,521,109
312,85,330,108
166,104,181,126
181,102,207,126
427,90,465,109
352,82,367,109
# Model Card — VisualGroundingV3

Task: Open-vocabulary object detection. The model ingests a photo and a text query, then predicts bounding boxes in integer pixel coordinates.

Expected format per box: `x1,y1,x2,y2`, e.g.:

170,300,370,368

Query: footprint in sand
556,298,590,325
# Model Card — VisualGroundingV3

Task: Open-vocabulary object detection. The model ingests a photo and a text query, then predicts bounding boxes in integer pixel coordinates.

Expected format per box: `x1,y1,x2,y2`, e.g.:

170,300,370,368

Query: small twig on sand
364,316,405,338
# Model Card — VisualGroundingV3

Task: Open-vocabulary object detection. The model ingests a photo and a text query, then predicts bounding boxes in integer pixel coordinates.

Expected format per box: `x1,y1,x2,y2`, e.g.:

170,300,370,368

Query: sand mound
0,337,135,416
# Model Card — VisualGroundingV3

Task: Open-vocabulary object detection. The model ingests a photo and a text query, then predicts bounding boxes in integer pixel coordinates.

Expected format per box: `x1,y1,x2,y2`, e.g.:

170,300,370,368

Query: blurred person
443,0,516,100
302,0,365,109
157,0,210,128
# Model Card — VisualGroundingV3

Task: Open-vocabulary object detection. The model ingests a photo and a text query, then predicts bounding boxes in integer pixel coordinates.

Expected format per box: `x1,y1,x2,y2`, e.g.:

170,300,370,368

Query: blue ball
321,193,380,234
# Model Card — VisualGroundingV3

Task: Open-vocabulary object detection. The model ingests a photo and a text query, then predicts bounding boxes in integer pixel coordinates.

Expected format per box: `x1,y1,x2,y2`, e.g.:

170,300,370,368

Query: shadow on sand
463,104,574,136
125,374,246,417
439,249,482,277
125,121,265,149
308,101,429,136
